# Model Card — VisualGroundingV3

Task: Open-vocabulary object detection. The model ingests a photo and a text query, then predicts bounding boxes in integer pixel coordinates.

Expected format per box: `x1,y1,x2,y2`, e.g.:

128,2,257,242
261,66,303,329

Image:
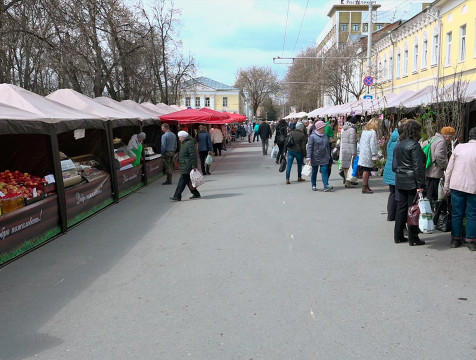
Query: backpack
276,127,287,145
286,132,295,148
422,138,436,169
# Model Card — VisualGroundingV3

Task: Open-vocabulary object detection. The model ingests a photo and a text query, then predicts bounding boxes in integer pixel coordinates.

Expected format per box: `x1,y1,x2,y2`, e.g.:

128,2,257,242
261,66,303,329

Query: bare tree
234,65,279,117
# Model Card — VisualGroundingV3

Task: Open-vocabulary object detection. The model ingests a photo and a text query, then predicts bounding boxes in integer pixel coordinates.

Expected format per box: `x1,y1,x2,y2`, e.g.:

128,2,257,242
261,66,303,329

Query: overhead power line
282,0,291,57
291,0,310,56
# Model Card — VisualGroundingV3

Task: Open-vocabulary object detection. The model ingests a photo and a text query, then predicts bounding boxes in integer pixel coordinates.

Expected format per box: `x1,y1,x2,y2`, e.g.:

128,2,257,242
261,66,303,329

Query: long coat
339,122,357,168
383,128,399,185
358,129,378,168
424,133,448,179
179,137,197,175
306,131,330,166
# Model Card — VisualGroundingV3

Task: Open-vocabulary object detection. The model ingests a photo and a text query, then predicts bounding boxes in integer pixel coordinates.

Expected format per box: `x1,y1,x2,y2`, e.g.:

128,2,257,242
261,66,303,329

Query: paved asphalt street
0,140,475,360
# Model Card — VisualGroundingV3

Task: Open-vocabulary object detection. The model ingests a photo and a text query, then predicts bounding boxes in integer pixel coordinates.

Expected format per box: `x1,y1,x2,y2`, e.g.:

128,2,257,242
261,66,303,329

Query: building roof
187,77,237,91
327,4,381,18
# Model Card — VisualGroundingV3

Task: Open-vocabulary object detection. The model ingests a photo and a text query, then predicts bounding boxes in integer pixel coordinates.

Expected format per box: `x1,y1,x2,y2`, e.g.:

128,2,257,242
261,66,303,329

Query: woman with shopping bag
306,121,332,192
393,120,426,246
170,131,201,201
340,116,358,188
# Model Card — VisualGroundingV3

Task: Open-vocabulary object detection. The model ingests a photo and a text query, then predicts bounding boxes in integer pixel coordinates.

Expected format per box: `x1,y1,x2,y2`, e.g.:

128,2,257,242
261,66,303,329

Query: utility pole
366,2,373,95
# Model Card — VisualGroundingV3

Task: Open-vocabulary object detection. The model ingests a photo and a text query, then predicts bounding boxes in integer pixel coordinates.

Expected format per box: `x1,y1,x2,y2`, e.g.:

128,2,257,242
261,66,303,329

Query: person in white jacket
444,127,476,250
210,126,224,156
358,118,379,194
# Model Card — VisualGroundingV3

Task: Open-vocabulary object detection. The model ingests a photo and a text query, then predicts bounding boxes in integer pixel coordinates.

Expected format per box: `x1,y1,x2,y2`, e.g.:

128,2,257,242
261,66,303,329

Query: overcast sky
170,0,426,86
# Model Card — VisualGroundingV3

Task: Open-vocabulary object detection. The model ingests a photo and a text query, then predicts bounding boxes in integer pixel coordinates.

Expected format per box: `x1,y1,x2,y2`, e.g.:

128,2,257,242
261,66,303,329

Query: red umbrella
159,108,221,124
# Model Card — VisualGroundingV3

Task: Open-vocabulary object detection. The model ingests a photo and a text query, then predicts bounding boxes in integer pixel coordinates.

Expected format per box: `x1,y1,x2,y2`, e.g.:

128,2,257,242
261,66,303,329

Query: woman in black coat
393,119,426,246
274,119,288,164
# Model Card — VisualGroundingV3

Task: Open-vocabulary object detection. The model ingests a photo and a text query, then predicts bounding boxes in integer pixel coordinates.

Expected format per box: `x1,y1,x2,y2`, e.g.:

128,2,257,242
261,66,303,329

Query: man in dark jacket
258,120,272,155
170,131,201,201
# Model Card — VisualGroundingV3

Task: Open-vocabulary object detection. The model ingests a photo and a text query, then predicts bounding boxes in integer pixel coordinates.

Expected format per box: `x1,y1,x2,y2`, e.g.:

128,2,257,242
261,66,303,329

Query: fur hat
178,130,189,138
441,127,455,136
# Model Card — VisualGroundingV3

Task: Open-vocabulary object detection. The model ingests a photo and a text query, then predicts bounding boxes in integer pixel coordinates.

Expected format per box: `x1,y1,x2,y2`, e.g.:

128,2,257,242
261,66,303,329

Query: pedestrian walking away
196,125,213,175
274,119,288,164
160,123,177,185
340,116,358,188
253,122,260,142
246,122,253,143
443,127,476,250
258,119,272,155
210,126,224,156
306,121,332,191
393,120,426,246
358,118,379,194
285,122,307,184
170,131,201,201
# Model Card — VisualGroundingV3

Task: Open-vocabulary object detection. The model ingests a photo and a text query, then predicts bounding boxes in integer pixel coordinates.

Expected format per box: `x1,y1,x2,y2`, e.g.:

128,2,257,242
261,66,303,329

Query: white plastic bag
270,145,279,158
418,193,433,214
418,193,434,233
205,154,213,165
302,164,312,177
190,169,205,188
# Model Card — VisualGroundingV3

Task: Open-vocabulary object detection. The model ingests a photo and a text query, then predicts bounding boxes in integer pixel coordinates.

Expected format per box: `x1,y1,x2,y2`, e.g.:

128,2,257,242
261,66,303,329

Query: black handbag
434,194,451,232
279,155,287,173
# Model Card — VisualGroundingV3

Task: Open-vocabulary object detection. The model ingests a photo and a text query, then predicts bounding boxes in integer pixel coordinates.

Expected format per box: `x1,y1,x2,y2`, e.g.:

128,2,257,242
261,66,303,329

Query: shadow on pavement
201,193,242,200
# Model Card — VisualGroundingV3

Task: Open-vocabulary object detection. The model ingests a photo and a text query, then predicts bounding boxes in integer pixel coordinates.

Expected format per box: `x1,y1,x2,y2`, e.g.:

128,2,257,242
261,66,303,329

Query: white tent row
284,111,308,119
308,80,476,118
0,84,178,122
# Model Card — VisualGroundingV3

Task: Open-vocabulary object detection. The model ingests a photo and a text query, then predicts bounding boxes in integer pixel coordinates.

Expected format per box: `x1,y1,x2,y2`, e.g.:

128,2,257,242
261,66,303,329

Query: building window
185,97,191,107
413,43,419,73
205,97,210,107
459,24,466,62
195,96,200,107
403,50,408,75
396,53,401,78
389,56,393,79
432,34,439,65
223,97,228,107
340,23,348,32
363,23,368,32
445,31,452,66
376,24,383,30
352,23,359,32
422,40,428,69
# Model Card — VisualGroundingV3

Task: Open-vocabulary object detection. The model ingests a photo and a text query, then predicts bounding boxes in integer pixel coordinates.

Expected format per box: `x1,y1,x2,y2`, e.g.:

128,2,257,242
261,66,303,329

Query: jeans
451,189,476,240
311,165,329,188
387,185,397,221
394,188,419,243
276,143,285,163
173,173,200,199
253,132,260,142
213,143,222,156
261,138,269,154
163,151,175,182
285,150,303,180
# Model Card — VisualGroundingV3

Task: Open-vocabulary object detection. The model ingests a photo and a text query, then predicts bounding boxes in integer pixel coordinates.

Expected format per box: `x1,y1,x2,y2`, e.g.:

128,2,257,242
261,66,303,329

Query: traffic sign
363,95,373,100
363,76,374,86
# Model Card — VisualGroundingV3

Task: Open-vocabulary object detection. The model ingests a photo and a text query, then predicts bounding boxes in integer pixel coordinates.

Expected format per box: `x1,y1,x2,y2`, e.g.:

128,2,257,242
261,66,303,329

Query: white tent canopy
93,97,154,120
120,100,163,117
0,102,44,120
47,89,129,119
0,84,100,120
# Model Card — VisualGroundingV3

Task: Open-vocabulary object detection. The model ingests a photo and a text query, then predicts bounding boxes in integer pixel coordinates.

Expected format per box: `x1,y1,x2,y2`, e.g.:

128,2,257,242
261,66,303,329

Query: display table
0,194,61,265
117,165,144,198
64,174,114,227
145,157,164,184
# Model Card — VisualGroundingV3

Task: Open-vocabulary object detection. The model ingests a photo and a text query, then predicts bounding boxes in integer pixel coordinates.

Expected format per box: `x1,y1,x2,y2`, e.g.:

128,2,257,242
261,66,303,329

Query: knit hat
138,132,146,140
178,130,189,138
296,122,304,130
441,127,455,136
289,122,296,130
349,116,358,124
314,121,326,131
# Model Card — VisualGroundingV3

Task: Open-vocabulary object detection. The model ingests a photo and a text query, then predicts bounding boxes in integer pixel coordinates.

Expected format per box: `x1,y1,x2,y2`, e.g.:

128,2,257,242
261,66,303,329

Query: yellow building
369,0,475,97
181,77,249,116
